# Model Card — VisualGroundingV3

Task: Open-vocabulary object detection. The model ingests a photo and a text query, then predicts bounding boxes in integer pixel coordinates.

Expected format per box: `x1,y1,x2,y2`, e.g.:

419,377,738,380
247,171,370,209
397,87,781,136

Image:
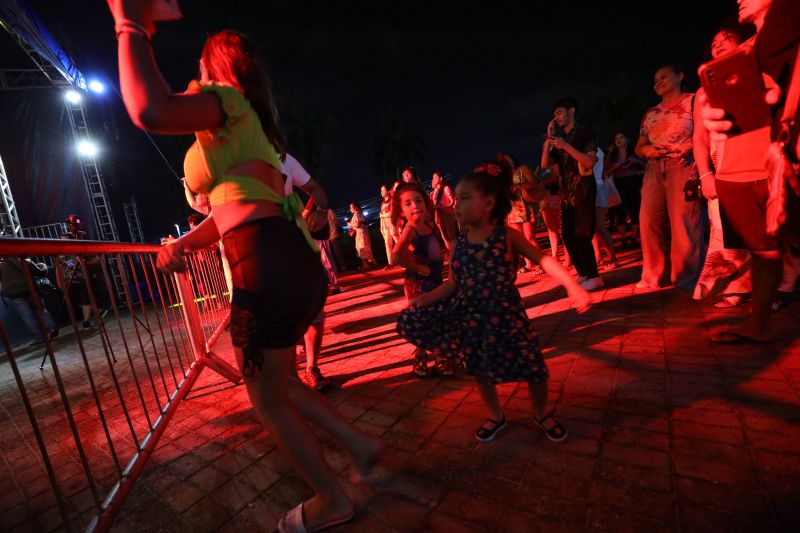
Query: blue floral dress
396,224,549,384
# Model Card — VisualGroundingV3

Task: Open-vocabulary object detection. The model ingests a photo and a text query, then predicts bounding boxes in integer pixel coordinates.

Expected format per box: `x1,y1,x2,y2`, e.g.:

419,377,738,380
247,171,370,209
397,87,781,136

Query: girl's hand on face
568,287,592,314
408,297,424,308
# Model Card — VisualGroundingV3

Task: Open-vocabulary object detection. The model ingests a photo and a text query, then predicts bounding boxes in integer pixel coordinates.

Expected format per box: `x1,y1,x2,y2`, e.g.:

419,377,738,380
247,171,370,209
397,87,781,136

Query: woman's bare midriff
213,159,286,235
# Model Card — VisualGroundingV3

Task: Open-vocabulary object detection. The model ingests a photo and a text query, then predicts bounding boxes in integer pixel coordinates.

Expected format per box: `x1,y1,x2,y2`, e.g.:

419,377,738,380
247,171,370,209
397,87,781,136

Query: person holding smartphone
635,64,704,291
699,0,787,343
541,98,603,291
693,24,755,309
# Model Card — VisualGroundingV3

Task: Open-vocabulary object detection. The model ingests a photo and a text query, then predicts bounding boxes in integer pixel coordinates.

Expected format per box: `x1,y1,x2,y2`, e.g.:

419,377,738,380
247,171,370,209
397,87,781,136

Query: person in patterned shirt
635,64,704,291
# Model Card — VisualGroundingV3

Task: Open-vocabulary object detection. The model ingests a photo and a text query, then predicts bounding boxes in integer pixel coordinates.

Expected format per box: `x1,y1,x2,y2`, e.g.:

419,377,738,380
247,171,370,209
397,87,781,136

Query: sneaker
82,320,93,330
49,328,59,340
579,277,604,291
304,366,332,391
329,286,342,295
635,279,651,289
577,276,588,284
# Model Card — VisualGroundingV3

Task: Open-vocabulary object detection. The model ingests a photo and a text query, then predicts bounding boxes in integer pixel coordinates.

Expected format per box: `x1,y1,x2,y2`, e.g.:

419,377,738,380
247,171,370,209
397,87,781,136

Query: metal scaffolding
1,8,118,243
0,155,22,237
123,198,145,243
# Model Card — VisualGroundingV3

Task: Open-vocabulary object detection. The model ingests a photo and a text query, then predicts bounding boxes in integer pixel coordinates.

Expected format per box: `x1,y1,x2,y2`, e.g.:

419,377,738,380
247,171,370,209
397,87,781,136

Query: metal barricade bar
0,237,240,532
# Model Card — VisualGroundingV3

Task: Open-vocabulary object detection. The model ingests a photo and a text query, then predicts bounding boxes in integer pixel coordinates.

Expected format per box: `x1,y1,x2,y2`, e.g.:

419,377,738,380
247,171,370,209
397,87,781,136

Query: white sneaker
577,276,588,284
635,279,651,289
580,277,604,291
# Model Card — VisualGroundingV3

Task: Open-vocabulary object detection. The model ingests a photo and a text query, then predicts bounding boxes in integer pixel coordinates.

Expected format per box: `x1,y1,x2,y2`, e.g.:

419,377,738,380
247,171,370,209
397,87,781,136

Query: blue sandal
475,416,506,442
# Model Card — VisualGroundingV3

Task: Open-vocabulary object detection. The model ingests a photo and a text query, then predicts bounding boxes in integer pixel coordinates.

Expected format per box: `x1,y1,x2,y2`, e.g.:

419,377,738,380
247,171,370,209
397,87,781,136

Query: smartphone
698,46,771,136
153,0,182,21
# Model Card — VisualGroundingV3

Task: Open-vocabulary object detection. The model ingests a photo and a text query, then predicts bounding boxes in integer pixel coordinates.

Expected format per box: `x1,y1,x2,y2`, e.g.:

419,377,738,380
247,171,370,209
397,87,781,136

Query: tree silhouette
283,107,337,179
368,108,426,183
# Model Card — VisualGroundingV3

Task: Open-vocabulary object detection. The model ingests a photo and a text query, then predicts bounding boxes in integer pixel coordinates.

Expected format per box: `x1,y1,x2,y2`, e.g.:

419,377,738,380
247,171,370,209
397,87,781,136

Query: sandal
278,501,355,533
434,357,455,377
475,416,506,442
412,349,428,378
533,415,568,442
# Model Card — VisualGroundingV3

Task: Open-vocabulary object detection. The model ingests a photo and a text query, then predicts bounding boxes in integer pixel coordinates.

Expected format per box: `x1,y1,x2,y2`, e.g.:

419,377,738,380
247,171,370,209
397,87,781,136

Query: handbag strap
778,44,800,132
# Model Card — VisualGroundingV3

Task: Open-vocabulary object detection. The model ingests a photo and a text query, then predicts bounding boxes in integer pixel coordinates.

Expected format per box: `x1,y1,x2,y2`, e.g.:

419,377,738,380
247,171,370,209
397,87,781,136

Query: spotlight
87,79,105,94
64,89,82,104
77,140,99,157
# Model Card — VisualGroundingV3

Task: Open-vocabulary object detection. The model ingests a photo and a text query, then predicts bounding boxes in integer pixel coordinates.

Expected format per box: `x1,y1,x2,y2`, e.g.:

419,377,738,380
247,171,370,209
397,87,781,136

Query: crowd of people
0,0,789,531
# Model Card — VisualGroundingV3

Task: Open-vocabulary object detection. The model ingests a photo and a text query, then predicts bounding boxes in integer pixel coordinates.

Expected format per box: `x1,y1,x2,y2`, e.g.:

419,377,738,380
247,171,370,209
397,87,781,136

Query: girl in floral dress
397,158,591,442
391,182,451,378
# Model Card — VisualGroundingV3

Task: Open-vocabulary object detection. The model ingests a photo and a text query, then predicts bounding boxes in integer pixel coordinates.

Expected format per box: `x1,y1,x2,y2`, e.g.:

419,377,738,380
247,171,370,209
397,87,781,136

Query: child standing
349,201,376,268
390,182,451,377
397,158,591,442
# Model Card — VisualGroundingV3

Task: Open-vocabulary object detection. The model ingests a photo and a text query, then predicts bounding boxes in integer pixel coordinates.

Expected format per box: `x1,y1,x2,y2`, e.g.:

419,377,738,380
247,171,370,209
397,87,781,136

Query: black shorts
222,217,327,375
716,179,781,251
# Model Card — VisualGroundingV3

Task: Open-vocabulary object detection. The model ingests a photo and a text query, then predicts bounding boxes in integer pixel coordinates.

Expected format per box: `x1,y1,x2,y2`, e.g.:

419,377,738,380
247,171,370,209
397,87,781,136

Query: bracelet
115,19,151,40
698,172,714,179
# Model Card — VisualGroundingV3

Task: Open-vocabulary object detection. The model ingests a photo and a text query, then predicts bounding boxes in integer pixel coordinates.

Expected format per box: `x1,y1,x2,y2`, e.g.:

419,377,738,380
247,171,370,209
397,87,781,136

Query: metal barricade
0,237,239,532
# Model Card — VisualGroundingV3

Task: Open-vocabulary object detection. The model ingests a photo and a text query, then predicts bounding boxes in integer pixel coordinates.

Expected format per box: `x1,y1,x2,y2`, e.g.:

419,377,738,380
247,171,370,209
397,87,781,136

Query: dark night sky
9,0,738,240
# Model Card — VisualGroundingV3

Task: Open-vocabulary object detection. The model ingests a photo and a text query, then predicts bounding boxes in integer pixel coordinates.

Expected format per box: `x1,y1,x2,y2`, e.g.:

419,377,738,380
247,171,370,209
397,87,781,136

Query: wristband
698,172,714,179
115,19,151,40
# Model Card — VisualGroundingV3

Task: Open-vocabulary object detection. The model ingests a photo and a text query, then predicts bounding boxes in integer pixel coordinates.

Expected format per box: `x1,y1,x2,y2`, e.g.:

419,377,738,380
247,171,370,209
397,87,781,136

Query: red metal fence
0,238,238,532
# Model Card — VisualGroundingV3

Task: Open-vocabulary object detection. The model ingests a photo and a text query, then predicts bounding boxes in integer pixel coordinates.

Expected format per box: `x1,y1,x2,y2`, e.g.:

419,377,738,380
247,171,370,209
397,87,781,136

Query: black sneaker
303,367,332,391
82,321,92,330
49,328,59,340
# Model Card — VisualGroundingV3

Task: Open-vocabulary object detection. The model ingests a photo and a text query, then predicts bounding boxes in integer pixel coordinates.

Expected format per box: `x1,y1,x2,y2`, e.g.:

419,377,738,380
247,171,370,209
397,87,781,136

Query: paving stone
600,441,670,471
365,493,432,531
595,459,671,493
4,257,800,532
512,489,588,530
589,480,675,524
435,491,501,531
587,505,674,533
677,499,778,531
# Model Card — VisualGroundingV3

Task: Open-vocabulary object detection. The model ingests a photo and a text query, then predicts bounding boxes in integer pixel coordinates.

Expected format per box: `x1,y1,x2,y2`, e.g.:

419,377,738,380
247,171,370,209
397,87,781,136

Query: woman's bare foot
350,434,385,483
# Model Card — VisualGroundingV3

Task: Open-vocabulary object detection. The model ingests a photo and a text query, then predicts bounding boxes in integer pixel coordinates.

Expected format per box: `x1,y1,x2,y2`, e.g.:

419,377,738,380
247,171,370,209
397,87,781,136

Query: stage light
87,79,105,94
77,140,99,157
64,89,82,104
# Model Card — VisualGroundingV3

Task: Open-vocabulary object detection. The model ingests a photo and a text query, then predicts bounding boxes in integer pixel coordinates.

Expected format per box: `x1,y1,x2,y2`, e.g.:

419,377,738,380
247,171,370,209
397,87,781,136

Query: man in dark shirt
541,97,603,290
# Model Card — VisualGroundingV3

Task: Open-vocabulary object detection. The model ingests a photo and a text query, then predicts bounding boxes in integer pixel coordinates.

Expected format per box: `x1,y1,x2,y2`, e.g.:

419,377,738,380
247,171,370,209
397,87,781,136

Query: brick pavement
2,247,800,532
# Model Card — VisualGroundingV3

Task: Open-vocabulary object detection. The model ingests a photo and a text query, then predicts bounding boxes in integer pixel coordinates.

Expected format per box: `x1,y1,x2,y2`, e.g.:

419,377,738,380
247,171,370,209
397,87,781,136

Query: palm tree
368,108,426,183
283,107,337,179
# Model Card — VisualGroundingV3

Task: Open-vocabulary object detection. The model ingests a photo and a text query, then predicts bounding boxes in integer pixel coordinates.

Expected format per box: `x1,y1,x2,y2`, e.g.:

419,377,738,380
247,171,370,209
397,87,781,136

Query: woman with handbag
499,153,544,274
605,133,646,249
635,64,704,290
